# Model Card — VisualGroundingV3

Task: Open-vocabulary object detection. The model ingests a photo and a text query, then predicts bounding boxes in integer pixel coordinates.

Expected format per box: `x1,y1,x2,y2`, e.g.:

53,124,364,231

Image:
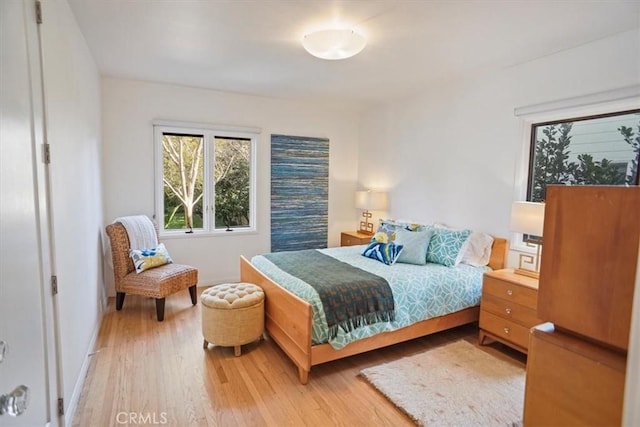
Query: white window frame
153,120,260,237
512,86,640,252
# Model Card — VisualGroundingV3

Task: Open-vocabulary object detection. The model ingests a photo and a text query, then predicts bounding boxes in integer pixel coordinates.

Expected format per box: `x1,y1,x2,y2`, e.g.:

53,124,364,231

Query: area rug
360,340,525,426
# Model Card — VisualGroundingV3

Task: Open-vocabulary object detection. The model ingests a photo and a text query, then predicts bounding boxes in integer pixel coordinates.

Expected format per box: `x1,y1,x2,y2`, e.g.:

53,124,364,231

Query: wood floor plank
71,293,523,426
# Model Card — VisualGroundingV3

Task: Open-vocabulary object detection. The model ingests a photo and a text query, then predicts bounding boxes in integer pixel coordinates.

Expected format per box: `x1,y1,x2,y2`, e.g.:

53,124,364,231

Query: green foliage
163,134,203,230
162,135,250,231
531,120,638,202
531,123,574,202
571,155,625,186
214,138,250,229
618,124,640,185
164,212,203,229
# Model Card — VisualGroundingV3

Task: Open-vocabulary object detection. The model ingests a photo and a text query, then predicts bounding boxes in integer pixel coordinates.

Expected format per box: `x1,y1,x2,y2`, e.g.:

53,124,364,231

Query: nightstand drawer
340,232,372,246
481,294,542,327
483,275,538,310
342,236,361,246
480,310,531,350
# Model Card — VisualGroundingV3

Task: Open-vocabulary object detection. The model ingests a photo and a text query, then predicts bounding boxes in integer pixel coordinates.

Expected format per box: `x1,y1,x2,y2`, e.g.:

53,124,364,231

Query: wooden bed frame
240,237,507,384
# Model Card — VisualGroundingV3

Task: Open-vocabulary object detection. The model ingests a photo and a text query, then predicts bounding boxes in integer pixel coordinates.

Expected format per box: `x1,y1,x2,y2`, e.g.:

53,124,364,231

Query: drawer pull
506,289,513,296
505,308,512,315
503,327,510,334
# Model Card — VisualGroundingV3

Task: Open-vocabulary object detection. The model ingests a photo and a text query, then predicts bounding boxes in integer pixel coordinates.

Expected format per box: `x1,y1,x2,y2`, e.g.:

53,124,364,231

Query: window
527,109,640,202
154,123,257,235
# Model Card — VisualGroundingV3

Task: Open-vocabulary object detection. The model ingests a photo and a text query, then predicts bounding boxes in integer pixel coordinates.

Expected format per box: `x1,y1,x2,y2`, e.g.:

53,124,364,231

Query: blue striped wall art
271,134,329,252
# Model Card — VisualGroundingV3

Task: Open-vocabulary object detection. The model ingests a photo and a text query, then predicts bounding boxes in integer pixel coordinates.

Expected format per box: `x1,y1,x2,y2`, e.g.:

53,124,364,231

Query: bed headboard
488,237,508,270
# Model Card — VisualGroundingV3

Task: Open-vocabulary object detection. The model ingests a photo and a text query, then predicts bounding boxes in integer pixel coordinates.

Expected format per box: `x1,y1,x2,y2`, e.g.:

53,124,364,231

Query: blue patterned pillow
394,227,434,265
426,228,471,267
362,241,404,265
130,243,173,274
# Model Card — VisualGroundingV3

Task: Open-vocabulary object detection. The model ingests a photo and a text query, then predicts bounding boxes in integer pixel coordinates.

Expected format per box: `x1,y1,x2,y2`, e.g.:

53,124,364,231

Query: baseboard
64,308,104,427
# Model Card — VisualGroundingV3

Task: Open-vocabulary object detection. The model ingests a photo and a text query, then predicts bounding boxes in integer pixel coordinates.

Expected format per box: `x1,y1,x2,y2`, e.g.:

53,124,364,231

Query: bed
240,233,507,384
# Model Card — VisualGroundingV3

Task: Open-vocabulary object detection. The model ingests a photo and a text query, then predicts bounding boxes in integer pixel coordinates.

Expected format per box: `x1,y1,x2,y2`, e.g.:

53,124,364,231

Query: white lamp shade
510,201,545,237
355,190,388,211
302,29,366,60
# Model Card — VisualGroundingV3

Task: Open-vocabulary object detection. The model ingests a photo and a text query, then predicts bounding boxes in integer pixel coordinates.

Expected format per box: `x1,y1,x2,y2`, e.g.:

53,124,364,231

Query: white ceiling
68,0,640,110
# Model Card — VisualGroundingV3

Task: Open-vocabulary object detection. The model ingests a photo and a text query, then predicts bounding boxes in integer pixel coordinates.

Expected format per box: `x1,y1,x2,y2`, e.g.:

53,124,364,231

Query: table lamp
510,201,545,278
355,190,388,234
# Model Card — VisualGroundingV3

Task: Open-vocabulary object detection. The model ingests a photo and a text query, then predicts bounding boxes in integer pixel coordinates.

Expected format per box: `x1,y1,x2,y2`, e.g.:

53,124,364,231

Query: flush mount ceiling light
302,29,366,60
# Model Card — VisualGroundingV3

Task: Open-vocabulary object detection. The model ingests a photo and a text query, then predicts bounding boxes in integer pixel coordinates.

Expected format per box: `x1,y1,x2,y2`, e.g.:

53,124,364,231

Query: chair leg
116,292,126,310
188,285,197,305
155,298,166,321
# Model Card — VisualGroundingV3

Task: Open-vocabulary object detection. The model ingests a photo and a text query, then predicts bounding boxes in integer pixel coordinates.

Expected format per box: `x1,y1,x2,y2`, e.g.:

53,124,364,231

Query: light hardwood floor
72,291,525,427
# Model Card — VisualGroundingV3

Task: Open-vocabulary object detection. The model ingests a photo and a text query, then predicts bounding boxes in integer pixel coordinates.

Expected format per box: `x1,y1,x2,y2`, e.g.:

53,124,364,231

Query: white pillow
434,223,494,267
458,232,494,266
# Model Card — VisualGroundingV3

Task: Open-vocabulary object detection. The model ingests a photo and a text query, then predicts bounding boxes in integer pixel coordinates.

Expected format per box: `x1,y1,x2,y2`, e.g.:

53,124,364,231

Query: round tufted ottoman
201,283,264,356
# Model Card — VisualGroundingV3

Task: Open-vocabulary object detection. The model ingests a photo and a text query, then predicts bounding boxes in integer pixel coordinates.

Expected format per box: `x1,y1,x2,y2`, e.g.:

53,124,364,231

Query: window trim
153,122,259,238
512,91,640,252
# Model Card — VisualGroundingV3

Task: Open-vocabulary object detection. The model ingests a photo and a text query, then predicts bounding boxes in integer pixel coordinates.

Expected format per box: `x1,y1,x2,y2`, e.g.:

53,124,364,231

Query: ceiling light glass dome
302,29,366,60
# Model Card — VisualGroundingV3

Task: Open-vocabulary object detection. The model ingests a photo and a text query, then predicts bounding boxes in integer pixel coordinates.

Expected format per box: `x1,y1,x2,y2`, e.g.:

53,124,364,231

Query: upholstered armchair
105,222,198,321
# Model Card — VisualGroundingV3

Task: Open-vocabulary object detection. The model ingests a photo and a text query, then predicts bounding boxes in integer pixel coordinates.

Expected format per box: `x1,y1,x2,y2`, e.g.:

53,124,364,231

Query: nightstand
340,231,372,246
479,269,542,354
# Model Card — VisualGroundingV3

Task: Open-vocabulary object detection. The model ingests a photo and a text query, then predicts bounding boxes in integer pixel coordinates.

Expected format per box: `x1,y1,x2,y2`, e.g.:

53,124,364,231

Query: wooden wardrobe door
538,185,640,351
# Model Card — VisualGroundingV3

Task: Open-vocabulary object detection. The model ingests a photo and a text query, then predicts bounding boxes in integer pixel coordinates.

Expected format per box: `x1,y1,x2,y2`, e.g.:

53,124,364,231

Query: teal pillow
362,241,404,265
394,227,434,265
426,228,471,267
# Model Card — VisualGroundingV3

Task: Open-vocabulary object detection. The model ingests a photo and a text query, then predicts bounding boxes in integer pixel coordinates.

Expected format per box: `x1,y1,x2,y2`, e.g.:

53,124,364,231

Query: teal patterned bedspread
251,245,490,350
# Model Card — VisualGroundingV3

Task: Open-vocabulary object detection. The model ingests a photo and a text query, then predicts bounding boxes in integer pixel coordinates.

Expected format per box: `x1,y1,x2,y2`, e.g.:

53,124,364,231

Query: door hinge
35,1,43,24
43,143,51,164
57,398,64,416
51,275,58,295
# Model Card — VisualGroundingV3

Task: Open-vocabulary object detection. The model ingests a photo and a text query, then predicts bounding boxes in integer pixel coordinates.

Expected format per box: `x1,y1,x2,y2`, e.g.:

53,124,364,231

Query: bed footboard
240,256,313,384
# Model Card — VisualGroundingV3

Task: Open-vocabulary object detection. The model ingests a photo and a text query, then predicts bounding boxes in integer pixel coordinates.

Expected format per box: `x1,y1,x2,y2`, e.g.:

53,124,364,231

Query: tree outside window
162,133,204,230
528,109,640,202
156,125,255,234
214,137,251,230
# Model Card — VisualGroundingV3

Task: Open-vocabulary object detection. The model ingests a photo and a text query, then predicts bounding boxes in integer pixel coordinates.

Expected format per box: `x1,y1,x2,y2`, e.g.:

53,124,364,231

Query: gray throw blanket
263,249,395,339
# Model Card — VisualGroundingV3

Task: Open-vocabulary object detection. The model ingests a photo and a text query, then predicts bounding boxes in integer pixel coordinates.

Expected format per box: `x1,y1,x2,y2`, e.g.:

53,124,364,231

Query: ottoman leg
203,339,209,350
234,345,241,357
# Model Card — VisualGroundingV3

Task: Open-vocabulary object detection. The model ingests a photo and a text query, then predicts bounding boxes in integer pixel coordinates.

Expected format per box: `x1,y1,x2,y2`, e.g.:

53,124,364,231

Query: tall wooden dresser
523,185,640,425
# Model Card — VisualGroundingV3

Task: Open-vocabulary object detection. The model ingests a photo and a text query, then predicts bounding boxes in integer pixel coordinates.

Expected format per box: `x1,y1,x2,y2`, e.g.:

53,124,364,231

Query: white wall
358,29,639,240
102,78,361,293
358,28,640,425
40,0,104,419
